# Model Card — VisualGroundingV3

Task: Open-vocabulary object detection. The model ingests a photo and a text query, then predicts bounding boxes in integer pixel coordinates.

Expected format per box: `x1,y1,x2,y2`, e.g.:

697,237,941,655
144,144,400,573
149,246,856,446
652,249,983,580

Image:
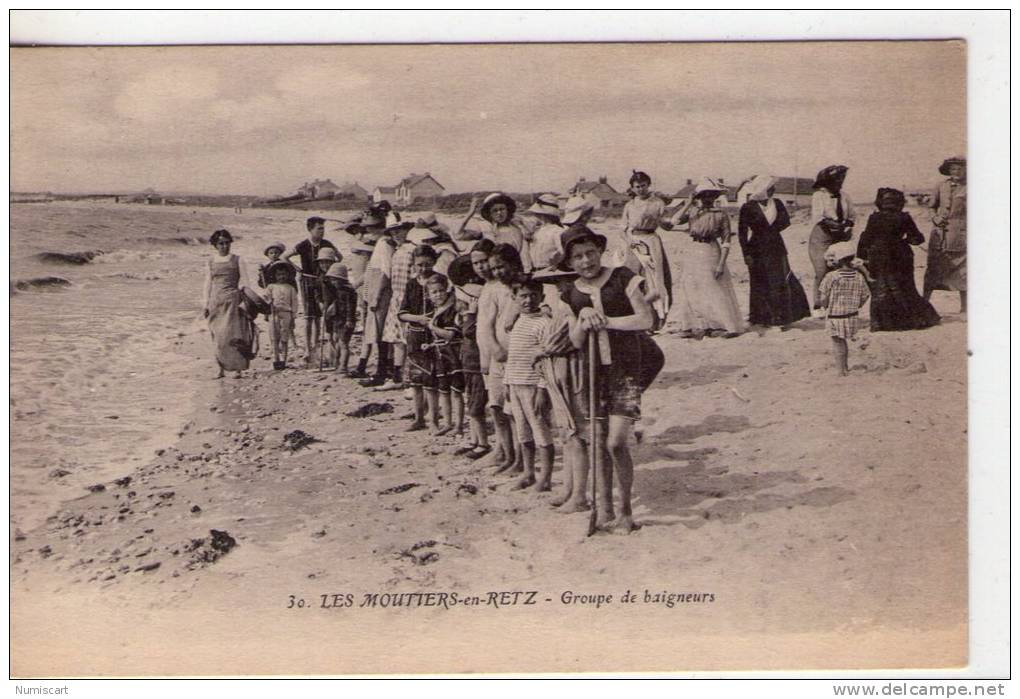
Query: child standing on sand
323,263,358,374
561,226,663,533
819,241,871,376
447,253,491,460
265,262,299,369
425,274,464,437
398,245,442,432
504,276,556,492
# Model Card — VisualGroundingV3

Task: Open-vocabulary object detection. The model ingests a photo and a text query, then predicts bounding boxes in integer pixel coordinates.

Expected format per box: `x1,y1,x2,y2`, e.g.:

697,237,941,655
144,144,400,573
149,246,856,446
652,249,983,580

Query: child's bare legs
426,389,442,432
270,322,280,364
490,407,515,472
508,418,525,474
433,390,453,435
452,393,464,437
554,435,590,512
469,416,488,448
336,337,350,373
214,360,225,379
605,416,639,534
831,337,849,376
533,444,554,493
595,423,616,529
408,387,426,431
512,441,536,490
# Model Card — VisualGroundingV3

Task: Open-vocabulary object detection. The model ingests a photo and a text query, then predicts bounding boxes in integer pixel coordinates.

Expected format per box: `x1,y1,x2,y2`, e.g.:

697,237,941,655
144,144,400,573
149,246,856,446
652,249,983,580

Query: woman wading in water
202,229,254,379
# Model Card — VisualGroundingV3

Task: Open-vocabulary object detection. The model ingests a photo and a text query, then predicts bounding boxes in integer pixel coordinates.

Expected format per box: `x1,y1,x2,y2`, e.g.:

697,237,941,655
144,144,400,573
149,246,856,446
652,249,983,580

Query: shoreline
11,306,969,673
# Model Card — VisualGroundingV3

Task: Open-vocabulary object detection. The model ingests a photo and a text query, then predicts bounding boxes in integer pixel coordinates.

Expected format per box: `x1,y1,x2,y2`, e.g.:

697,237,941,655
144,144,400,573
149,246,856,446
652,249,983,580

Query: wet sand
10,288,968,674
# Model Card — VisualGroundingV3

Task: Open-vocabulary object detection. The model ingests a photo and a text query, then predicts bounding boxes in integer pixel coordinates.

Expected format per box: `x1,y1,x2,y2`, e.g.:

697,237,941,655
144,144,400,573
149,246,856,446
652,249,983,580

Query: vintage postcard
9,35,981,676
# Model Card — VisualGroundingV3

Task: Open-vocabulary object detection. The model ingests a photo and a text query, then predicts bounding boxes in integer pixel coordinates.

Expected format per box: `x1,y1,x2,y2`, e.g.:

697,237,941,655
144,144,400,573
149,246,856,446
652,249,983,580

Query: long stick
587,330,598,537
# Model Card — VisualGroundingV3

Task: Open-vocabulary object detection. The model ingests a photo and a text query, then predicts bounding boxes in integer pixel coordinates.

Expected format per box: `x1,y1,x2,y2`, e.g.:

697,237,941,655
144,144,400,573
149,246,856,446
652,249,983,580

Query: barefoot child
265,262,299,369
561,226,664,533
425,274,464,436
323,263,358,374
397,245,442,432
819,242,871,376
504,276,556,492
447,253,491,459
478,243,524,472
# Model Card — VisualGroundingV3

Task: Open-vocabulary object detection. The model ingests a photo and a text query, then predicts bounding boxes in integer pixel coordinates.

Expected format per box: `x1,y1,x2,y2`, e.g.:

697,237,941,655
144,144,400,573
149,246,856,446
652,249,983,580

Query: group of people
200,155,966,529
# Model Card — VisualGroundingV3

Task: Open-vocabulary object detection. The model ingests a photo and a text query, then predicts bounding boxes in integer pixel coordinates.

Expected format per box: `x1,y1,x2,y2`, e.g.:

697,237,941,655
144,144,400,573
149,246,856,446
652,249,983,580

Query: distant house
372,186,397,204
571,176,629,209
672,178,739,209
393,172,445,206
338,181,370,201
736,176,815,209
298,179,342,199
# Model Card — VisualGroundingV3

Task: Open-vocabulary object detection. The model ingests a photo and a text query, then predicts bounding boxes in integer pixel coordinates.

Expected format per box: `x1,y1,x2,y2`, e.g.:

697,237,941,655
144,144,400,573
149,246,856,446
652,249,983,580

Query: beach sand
10,207,968,675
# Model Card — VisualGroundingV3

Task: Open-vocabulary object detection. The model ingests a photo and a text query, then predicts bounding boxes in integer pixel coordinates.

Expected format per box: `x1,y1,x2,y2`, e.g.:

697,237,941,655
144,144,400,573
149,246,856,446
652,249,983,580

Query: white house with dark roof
297,178,342,199
393,172,445,205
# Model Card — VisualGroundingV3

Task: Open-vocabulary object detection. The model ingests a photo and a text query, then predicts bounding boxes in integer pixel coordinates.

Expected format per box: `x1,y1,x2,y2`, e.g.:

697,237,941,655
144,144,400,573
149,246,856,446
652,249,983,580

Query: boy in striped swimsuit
504,276,555,493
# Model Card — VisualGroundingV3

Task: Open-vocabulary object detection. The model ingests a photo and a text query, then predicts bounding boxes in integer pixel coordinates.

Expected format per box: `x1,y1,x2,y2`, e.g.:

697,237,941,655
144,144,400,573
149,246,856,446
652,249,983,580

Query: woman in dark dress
856,188,940,331
737,176,811,328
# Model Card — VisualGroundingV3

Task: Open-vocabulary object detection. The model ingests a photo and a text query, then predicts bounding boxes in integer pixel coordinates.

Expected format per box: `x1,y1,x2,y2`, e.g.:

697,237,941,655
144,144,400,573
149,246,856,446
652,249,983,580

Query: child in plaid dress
819,242,871,376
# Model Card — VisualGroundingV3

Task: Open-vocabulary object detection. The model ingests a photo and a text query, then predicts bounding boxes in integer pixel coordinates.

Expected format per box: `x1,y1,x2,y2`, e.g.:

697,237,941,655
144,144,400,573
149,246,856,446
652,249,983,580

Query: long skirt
673,238,746,334
869,253,940,331
923,248,967,294
208,289,252,371
808,224,839,309
747,254,811,326
364,288,390,346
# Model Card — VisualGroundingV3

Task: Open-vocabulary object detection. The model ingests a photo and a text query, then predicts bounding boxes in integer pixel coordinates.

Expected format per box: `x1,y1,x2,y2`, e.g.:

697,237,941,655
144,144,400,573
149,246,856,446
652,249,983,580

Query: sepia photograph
7,11,1009,681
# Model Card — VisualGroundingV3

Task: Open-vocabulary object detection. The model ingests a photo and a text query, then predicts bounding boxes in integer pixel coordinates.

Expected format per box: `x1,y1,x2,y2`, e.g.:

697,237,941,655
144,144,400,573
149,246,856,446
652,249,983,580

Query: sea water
9,200,347,532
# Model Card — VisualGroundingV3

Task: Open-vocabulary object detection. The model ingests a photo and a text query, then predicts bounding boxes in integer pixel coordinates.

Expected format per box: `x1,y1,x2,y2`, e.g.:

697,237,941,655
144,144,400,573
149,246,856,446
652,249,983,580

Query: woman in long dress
621,170,674,329
670,178,747,337
737,175,811,327
202,229,254,379
857,188,940,331
808,165,856,310
923,156,967,314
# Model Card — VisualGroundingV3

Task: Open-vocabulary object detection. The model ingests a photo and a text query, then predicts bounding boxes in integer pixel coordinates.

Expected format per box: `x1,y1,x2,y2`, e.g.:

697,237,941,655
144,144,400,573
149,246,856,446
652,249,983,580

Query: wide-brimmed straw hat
813,165,849,190
407,227,440,246
350,241,375,255
824,241,858,263
938,156,966,176
527,193,561,218
263,240,286,256
557,225,607,272
531,266,579,284
414,212,450,234
325,263,349,280
446,254,485,288
693,177,727,199
316,247,340,262
561,195,596,225
744,175,778,202
266,260,296,281
479,192,517,222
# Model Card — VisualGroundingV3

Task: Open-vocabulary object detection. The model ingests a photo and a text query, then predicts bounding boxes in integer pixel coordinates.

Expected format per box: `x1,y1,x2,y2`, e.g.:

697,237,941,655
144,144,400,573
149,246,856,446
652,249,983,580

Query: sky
10,41,966,200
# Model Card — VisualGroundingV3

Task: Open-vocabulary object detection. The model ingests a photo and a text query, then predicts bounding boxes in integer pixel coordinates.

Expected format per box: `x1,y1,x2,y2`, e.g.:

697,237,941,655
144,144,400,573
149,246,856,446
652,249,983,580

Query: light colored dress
622,195,672,325
383,242,415,344
206,254,253,371
923,178,967,293
672,208,747,334
808,188,856,308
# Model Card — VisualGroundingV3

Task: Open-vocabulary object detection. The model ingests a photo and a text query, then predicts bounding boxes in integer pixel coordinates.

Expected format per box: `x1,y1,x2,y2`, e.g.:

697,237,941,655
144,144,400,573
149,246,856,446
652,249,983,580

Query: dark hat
385,220,414,235
446,254,484,288
558,225,607,272
813,165,849,190
874,187,906,208
938,156,966,176
479,192,517,223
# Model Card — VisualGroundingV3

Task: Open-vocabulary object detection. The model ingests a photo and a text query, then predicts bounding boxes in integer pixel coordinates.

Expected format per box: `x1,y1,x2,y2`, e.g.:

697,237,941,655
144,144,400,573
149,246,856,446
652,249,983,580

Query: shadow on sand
632,414,853,530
